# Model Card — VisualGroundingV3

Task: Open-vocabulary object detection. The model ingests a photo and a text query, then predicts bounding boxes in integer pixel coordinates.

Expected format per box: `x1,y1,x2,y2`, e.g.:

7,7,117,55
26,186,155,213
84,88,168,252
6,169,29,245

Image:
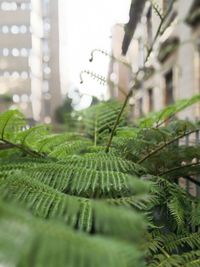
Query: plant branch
105,90,133,153
0,138,44,158
151,1,163,20
159,162,200,176
0,143,13,150
137,130,196,164
105,4,173,153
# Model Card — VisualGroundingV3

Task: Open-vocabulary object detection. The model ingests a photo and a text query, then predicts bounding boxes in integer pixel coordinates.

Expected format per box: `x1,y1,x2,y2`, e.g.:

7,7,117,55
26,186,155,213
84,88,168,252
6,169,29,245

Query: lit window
20,25,27,34
44,22,51,32
12,72,20,78
43,80,49,92
1,2,10,11
12,48,20,57
20,48,28,57
20,3,26,10
20,3,31,10
1,2,17,11
21,71,28,79
43,55,50,62
44,66,51,75
11,2,17,10
2,48,9,56
13,94,20,103
11,25,20,34
2,25,9,34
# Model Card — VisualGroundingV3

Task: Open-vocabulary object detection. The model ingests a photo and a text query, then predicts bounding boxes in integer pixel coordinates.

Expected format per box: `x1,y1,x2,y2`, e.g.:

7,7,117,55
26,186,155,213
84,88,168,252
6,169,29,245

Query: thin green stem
105,90,132,153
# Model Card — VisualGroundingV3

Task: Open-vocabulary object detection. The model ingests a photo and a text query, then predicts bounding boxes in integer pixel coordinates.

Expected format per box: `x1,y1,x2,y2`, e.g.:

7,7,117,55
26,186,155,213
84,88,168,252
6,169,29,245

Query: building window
11,25,20,34
165,70,174,105
20,3,31,10
2,48,9,56
138,97,143,117
12,48,20,57
20,25,28,34
2,25,9,34
138,38,144,68
1,25,30,34
1,2,17,11
146,7,152,46
148,88,154,112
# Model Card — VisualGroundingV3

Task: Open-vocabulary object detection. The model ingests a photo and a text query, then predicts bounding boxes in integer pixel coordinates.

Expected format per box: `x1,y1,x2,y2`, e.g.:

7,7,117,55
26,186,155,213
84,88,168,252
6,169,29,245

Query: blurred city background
0,0,199,124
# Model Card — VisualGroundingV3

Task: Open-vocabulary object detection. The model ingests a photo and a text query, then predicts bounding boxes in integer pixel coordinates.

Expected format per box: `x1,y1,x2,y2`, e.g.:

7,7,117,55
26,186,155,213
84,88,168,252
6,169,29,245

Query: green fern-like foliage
139,94,200,128
0,200,143,267
80,100,127,144
0,95,200,267
0,109,149,267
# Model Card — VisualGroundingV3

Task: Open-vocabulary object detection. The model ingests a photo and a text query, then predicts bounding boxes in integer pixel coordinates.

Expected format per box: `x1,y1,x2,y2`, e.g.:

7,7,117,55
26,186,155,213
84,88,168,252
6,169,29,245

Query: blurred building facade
0,0,62,122
0,0,32,116
108,24,133,102
108,0,200,121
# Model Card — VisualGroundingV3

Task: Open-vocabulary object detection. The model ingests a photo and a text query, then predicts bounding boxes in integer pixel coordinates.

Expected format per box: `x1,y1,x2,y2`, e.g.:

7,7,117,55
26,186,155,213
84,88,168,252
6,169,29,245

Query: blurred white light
1,2,10,11
11,25,19,34
43,55,50,62
20,3,26,10
43,81,49,92
44,66,51,74
110,72,118,83
12,48,19,57
11,2,17,10
2,48,9,56
2,25,9,34
13,94,20,103
2,2,18,11
44,22,51,32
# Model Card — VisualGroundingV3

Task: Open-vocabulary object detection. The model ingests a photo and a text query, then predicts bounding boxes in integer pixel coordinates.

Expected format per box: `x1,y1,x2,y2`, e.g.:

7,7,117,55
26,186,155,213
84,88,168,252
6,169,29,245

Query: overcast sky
59,0,131,108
